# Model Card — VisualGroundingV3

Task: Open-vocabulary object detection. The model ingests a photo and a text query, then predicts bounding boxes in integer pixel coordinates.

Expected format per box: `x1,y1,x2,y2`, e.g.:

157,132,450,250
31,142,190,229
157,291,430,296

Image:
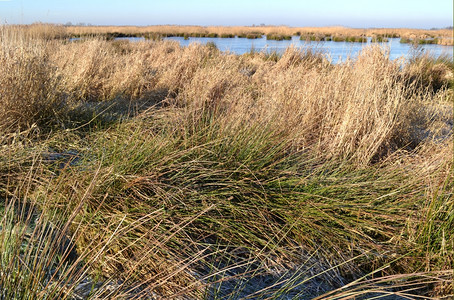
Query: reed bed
15,23,452,45
65,25,454,38
64,24,454,45
0,24,453,299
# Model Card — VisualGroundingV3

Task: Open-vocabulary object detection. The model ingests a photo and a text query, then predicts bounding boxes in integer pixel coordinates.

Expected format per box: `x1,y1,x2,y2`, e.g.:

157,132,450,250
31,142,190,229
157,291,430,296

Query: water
114,37,146,42
69,36,453,63
163,36,453,63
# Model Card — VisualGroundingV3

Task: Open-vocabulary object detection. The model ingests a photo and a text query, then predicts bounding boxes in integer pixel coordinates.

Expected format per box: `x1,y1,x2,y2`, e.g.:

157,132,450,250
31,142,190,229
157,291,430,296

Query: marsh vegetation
0,24,453,299
15,23,454,46
64,24,454,46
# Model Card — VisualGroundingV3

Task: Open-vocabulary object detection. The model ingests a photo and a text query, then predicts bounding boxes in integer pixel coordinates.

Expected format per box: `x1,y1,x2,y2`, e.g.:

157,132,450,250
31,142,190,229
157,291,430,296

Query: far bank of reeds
9,23,453,45
66,24,453,45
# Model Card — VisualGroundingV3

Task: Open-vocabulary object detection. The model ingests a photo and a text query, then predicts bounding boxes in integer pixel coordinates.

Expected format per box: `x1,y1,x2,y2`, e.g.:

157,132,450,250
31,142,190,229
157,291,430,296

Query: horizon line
4,22,453,31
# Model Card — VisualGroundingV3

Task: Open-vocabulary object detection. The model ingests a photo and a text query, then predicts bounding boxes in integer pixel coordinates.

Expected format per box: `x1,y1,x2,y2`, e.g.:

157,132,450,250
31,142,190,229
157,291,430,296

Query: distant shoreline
16,23,448,46
5,23,452,38
64,24,453,38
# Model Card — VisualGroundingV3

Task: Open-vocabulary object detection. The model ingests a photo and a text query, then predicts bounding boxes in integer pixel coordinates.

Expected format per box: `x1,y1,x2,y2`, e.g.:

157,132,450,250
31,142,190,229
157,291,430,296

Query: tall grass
0,25,453,298
0,27,64,132
8,23,450,45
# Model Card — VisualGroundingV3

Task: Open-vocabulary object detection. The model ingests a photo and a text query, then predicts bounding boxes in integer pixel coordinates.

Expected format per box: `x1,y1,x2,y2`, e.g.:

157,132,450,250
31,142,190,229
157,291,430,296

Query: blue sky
0,0,452,28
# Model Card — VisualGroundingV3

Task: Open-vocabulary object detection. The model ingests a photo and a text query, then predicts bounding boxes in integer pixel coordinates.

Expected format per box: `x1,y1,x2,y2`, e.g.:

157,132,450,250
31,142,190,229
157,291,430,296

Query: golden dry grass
1,25,452,162
0,24,453,298
4,23,452,44
65,25,454,38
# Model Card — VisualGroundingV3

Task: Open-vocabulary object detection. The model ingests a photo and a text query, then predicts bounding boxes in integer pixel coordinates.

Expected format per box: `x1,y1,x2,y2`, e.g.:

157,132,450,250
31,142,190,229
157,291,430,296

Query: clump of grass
400,37,412,44
403,50,454,92
384,32,400,38
400,37,441,45
0,196,83,299
332,35,368,43
188,32,210,38
371,34,390,43
220,33,235,38
346,36,367,43
143,32,163,41
238,32,263,39
418,38,439,44
300,34,325,41
0,152,188,299
0,27,65,133
332,35,346,42
266,33,292,41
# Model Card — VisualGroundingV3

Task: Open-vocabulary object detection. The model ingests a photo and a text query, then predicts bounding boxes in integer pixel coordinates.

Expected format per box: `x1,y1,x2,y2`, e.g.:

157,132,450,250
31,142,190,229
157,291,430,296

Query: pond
163,36,453,63
70,36,453,63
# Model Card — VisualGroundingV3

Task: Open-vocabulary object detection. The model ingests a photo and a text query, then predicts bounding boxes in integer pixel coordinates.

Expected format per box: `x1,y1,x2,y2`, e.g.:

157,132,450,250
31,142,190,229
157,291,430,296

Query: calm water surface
163,36,453,63
72,36,453,63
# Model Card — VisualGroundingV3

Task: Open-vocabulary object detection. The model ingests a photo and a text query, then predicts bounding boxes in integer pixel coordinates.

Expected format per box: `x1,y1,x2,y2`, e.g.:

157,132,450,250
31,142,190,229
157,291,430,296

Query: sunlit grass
0,24,453,298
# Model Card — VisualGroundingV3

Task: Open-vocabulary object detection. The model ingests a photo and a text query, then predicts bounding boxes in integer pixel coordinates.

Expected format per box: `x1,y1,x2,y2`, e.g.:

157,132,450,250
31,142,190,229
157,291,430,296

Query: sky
0,0,452,29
